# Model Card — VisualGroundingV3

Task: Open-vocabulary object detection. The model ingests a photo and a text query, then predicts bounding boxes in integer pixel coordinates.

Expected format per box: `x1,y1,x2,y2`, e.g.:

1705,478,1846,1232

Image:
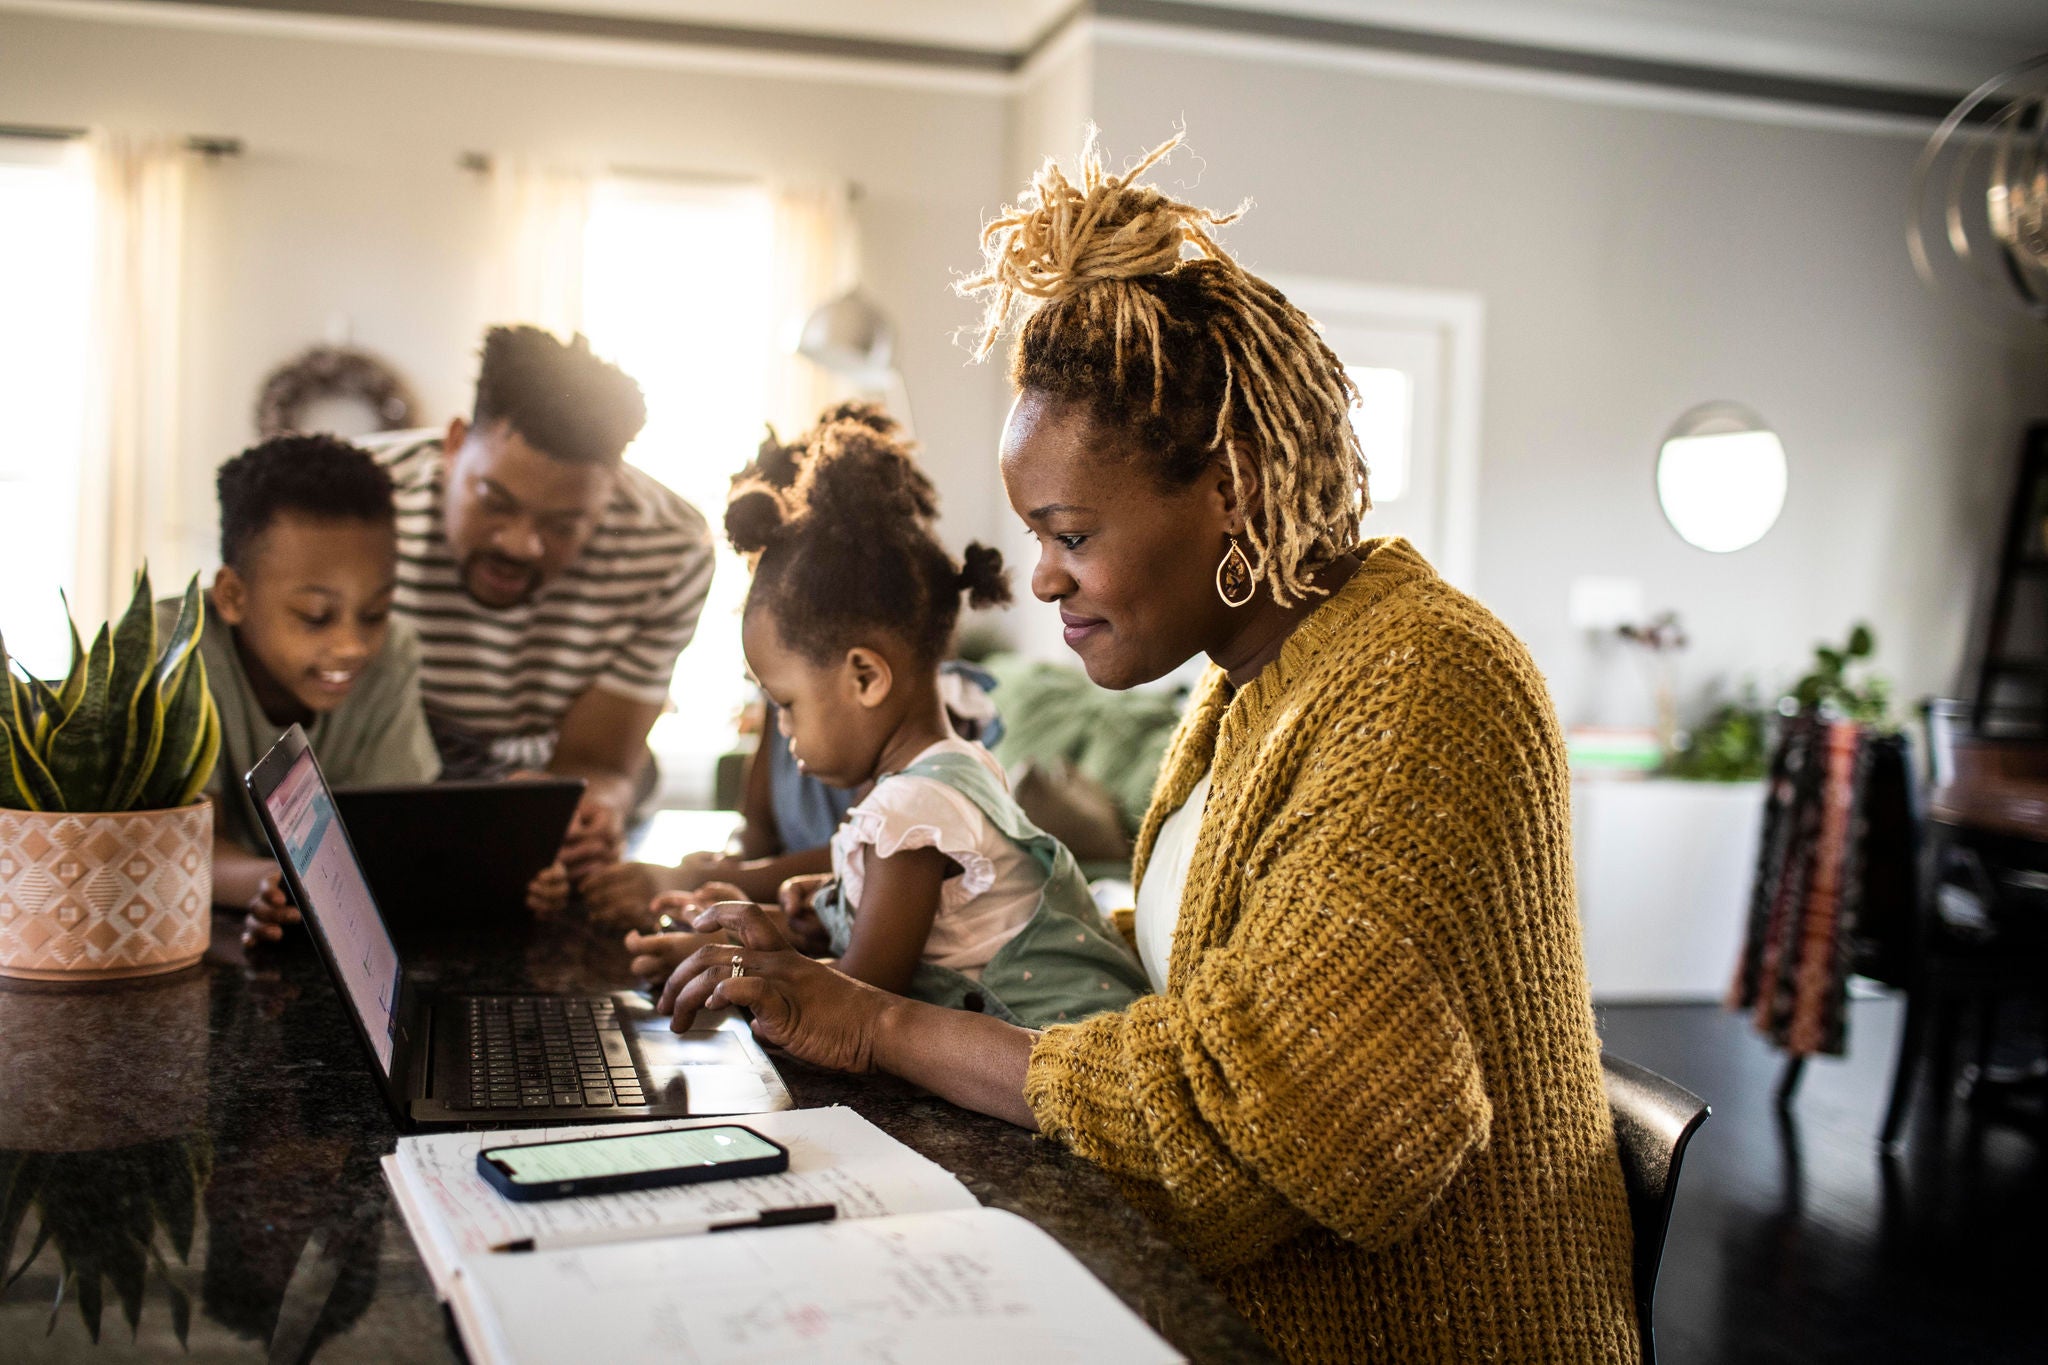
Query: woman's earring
1215,539,1257,608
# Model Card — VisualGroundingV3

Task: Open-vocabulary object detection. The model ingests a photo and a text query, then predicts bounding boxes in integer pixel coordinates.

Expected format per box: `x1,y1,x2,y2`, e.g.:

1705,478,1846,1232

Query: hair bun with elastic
748,424,805,491
723,484,788,556
957,541,1012,610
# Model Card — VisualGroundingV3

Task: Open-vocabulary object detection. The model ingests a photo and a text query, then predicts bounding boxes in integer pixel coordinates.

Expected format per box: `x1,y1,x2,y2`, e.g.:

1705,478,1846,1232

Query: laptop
334,778,582,931
247,724,792,1131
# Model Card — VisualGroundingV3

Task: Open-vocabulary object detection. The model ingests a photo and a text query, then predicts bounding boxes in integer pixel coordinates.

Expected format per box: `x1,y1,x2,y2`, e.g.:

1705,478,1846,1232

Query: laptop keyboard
451,996,647,1111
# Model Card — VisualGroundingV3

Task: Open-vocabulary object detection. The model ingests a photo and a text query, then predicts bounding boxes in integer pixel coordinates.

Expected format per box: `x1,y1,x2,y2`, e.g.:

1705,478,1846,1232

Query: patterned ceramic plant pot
0,802,212,980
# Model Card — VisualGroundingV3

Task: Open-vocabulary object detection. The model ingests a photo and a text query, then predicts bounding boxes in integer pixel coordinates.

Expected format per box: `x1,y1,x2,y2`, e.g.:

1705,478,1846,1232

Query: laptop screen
264,748,402,1075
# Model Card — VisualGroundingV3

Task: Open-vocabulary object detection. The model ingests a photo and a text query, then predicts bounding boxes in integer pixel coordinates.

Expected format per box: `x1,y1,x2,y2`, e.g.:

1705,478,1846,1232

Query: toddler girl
626,412,1145,1028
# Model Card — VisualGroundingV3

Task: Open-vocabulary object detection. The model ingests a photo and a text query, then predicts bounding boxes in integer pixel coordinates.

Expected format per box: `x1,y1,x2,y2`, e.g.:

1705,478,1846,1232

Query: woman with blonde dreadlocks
652,133,1639,1364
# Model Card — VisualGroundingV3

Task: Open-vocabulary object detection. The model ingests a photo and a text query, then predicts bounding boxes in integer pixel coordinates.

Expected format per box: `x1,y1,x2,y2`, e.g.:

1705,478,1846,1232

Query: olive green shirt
157,598,441,854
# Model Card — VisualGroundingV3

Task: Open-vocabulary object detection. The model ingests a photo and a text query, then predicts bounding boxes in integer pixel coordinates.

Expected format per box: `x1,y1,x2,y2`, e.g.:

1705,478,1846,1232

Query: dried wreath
255,345,419,438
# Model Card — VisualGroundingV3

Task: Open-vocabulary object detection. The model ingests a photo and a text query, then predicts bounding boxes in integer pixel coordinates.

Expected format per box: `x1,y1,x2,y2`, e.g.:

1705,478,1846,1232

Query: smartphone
476,1124,790,1201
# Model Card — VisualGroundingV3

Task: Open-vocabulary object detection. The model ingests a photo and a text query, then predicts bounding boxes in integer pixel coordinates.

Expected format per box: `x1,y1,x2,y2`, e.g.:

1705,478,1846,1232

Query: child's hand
241,871,300,949
526,861,572,916
777,874,836,955
777,873,834,919
652,885,751,922
673,850,735,892
623,928,723,982
580,861,683,928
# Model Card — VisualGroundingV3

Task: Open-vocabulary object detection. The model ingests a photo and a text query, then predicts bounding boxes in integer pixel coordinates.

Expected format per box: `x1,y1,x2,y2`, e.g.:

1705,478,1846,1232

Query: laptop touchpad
634,1023,747,1067
628,1008,779,1114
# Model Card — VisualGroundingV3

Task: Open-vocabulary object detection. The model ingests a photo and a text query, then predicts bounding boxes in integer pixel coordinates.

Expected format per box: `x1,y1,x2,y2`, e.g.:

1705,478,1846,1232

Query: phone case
475,1124,790,1201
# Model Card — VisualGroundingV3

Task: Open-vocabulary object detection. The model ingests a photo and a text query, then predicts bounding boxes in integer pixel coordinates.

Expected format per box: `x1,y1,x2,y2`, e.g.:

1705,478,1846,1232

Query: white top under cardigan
1132,771,1212,995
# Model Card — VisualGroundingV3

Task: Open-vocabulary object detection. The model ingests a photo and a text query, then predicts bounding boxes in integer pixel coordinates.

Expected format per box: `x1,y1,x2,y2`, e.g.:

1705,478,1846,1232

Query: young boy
166,434,440,945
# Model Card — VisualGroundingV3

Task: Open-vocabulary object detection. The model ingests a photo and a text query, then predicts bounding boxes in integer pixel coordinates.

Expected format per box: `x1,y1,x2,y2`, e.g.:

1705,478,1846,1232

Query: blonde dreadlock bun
965,134,1241,320
961,130,1370,606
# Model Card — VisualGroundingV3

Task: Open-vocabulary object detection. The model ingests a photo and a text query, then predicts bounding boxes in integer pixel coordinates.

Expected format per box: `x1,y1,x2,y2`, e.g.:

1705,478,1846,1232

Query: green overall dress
814,750,1150,1030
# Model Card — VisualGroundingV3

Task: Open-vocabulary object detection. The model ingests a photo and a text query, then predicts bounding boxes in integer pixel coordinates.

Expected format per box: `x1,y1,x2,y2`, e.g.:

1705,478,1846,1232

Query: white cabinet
1571,777,1766,1002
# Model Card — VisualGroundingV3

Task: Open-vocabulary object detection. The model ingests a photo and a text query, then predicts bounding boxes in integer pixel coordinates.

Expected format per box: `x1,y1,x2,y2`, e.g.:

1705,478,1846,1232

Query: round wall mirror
1655,401,1788,553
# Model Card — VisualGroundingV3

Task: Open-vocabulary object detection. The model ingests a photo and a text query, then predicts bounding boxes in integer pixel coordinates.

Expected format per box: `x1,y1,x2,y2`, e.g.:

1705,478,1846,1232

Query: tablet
334,779,584,930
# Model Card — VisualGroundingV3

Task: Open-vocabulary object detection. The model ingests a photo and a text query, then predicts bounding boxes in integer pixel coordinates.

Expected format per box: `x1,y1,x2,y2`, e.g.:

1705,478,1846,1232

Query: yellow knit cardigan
1024,538,1640,1364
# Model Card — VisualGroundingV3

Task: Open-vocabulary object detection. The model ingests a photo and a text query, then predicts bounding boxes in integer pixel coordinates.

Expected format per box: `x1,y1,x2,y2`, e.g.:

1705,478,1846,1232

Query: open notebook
382,1106,1184,1364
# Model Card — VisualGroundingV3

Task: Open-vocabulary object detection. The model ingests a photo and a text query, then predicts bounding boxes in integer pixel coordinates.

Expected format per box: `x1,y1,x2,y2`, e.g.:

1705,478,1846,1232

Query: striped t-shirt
367,432,714,774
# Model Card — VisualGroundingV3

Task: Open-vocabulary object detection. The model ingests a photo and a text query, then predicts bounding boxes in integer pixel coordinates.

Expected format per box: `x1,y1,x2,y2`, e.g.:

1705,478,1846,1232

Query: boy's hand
526,861,572,916
241,871,300,949
559,793,624,883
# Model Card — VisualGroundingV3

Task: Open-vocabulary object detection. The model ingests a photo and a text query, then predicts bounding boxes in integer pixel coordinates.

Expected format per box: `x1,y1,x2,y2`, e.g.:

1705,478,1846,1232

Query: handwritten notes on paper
462,1207,1184,1365
383,1107,1184,1364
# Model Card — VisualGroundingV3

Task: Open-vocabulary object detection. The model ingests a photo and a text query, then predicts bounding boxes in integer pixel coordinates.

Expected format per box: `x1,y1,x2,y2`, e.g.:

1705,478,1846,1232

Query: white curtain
77,133,190,624
484,158,593,338
766,181,859,437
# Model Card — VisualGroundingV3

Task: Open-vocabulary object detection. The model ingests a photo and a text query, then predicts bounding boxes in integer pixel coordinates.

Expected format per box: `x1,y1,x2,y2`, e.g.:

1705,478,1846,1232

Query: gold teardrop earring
1215,538,1257,608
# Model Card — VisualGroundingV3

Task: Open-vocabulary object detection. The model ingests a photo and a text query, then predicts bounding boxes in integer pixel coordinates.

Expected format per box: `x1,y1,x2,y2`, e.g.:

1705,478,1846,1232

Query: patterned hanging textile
1728,717,1914,1057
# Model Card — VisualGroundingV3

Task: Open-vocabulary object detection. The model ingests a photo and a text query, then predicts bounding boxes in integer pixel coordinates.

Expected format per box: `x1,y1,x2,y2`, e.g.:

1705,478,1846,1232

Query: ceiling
192,0,2048,91
403,0,1072,52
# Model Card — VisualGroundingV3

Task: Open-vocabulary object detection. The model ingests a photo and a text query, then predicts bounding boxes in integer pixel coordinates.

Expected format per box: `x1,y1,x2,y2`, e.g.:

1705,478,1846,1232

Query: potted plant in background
1784,621,1891,726
1667,685,1774,781
0,570,220,979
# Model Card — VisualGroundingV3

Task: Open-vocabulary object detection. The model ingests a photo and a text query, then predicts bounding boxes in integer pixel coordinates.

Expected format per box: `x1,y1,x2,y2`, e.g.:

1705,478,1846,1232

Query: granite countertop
0,911,1276,1363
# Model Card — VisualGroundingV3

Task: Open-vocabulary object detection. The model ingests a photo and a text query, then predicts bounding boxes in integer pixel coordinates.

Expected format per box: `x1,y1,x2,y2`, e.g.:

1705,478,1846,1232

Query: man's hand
526,861,572,915
241,870,301,949
559,791,625,882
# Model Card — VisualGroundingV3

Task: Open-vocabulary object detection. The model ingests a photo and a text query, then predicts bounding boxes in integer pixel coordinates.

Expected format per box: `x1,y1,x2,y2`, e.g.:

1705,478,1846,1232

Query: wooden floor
1599,998,2046,1364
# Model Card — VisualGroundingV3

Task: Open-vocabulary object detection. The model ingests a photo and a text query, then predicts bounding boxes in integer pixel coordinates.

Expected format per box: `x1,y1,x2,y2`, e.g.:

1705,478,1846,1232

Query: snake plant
0,569,220,813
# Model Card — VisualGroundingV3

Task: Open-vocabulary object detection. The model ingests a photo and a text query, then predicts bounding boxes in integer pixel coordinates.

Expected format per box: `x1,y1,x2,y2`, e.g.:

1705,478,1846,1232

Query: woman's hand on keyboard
660,902,886,1074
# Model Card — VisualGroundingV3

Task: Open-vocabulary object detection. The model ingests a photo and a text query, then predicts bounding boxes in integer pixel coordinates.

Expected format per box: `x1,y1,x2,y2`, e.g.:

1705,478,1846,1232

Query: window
1346,365,1412,504
1276,278,1485,588
0,137,94,679
580,176,774,804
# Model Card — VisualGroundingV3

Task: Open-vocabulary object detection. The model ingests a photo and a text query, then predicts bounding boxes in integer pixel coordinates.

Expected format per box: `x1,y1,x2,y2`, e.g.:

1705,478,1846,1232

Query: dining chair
1879,700,2048,1148
1602,1053,1710,1365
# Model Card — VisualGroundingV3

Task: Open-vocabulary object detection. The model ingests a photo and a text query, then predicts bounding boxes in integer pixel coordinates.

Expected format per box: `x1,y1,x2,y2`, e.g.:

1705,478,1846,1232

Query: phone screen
488,1126,781,1185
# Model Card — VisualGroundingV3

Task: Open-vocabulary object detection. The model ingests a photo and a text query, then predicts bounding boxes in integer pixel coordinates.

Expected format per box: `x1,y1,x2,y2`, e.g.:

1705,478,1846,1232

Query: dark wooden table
0,911,1276,1363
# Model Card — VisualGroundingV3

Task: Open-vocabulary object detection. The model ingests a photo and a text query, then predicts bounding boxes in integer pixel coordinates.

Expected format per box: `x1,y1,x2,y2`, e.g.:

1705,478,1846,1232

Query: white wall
1088,34,2048,722
982,28,1097,659
0,9,1011,590
6,7,2047,725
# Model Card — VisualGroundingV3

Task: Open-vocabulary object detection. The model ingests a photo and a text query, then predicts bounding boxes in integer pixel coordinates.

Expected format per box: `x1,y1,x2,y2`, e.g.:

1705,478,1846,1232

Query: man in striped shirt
365,326,713,887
